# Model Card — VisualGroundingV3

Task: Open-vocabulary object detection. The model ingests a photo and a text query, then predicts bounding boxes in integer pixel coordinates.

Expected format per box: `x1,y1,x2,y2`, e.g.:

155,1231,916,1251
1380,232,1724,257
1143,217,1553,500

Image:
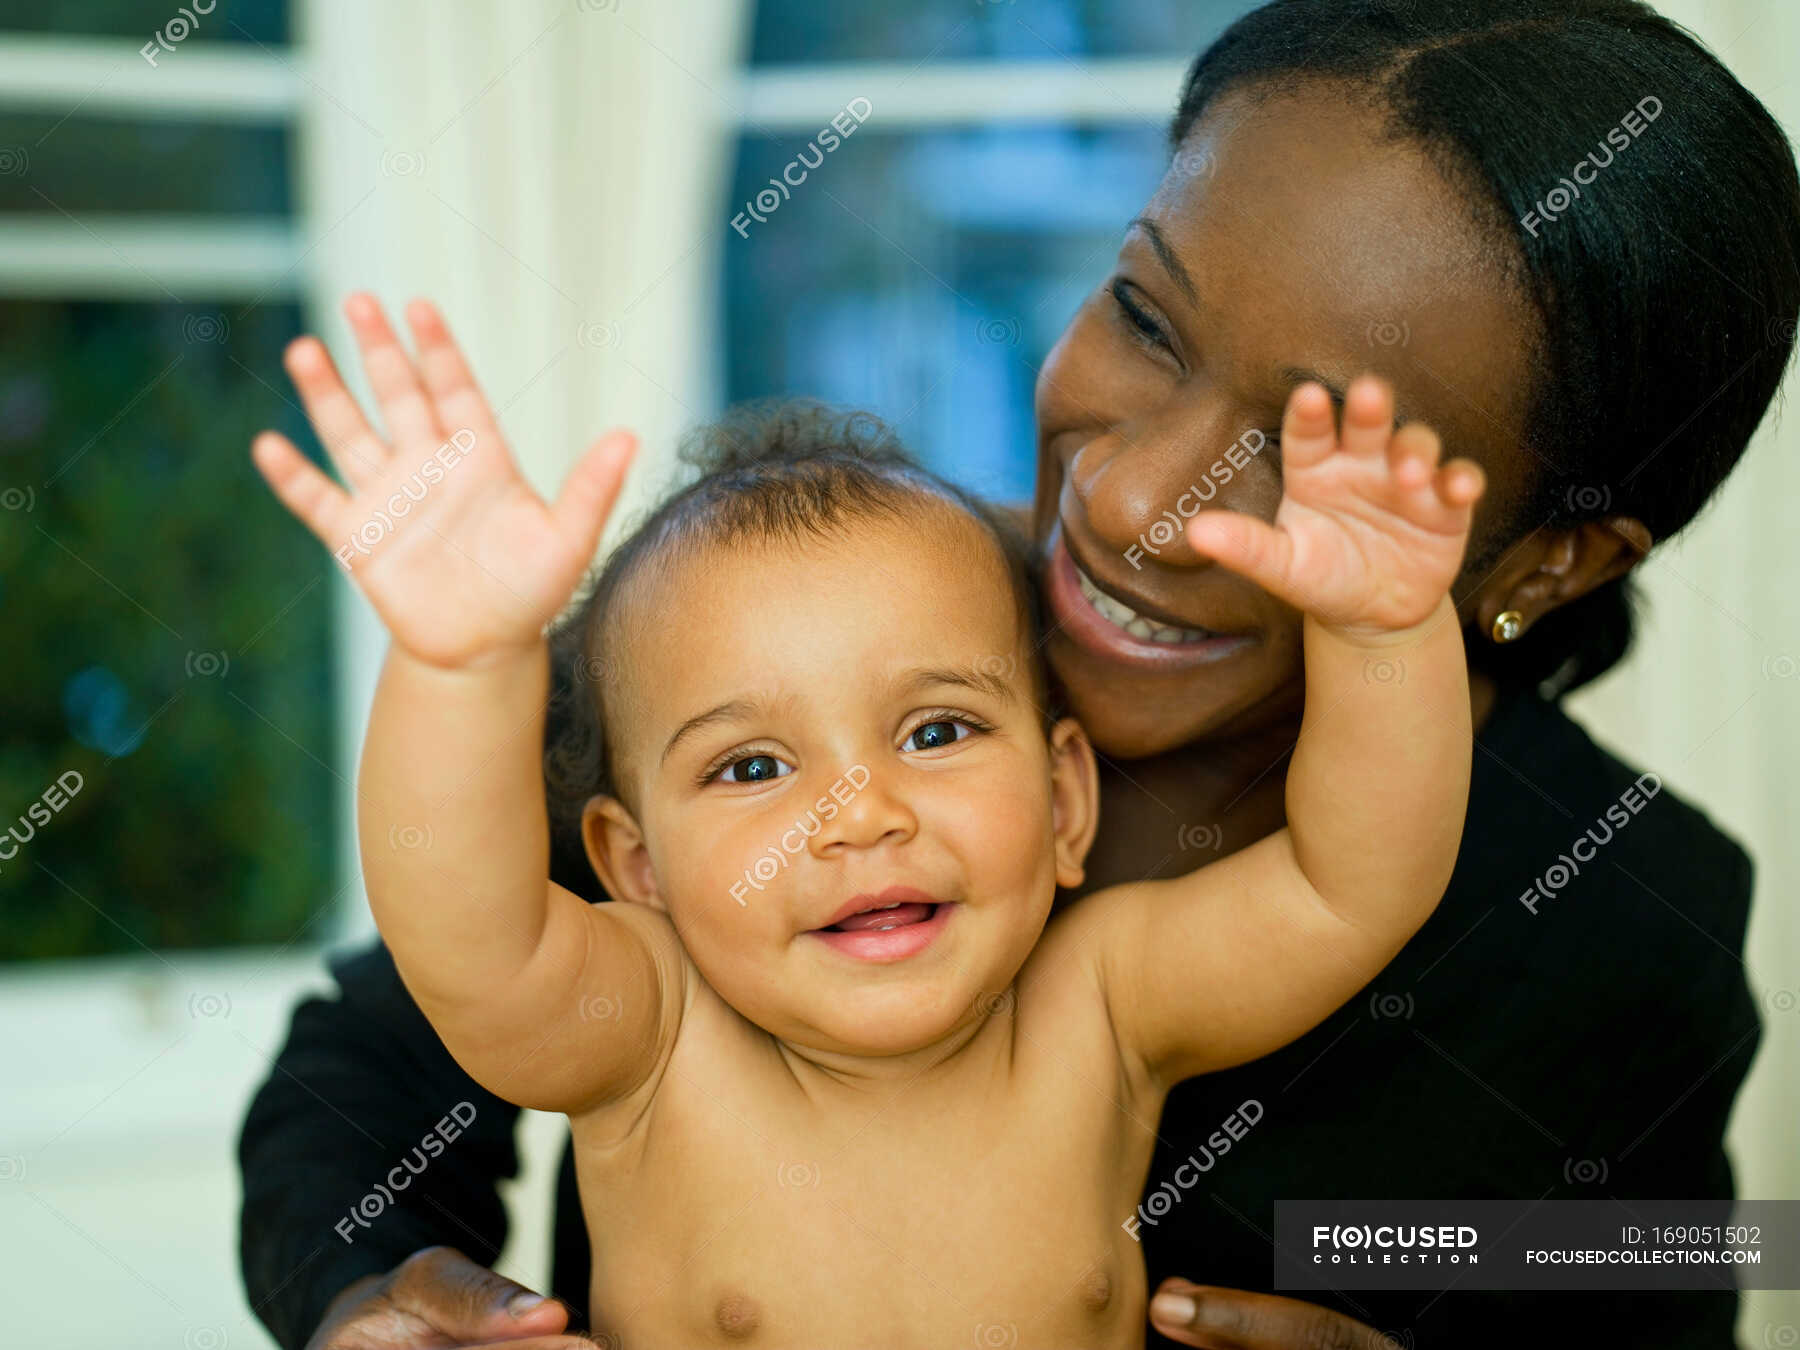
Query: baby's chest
575,1066,1156,1346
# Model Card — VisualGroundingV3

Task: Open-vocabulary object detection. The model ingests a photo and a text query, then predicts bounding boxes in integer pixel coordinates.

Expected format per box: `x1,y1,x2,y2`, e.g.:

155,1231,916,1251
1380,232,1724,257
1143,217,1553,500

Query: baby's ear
1046,716,1100,889
582,795,665,912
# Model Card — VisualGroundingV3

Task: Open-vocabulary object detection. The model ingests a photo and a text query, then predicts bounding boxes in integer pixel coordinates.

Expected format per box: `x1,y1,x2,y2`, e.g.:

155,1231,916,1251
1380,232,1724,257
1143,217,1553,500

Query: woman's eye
719,753,791,784
904,719,973,752
1109,279,1170,349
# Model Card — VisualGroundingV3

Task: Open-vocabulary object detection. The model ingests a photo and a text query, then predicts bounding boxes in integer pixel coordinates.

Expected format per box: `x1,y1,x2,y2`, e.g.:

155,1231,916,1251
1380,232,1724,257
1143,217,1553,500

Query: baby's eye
719,753,792,784
903,719,974,752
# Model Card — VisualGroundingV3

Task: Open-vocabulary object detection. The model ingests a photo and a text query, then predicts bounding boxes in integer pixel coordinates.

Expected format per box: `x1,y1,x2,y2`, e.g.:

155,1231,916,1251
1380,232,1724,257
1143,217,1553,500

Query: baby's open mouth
819,901,938,933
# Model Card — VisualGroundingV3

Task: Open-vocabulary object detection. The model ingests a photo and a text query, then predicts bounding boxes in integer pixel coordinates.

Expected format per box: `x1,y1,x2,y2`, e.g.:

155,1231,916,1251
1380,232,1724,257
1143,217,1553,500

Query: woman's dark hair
542,399,1053,885
1172,0,1800,695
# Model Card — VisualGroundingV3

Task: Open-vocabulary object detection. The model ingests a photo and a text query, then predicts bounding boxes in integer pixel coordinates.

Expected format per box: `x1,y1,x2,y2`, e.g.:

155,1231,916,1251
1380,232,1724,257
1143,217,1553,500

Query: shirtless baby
252,294,1486,1348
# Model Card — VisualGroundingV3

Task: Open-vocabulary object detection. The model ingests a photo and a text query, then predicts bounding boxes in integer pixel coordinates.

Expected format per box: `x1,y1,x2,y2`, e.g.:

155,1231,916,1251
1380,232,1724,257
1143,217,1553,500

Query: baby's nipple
713,1289,761,1340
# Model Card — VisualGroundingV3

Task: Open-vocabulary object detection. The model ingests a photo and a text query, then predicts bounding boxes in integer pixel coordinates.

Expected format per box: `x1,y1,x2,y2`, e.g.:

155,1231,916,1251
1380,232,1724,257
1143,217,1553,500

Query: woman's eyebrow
1127,217,1199,308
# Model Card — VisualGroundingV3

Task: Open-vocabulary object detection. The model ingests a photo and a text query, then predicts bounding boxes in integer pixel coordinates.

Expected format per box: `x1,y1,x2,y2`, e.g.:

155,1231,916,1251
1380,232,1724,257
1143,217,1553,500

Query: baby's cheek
938,776,1056,878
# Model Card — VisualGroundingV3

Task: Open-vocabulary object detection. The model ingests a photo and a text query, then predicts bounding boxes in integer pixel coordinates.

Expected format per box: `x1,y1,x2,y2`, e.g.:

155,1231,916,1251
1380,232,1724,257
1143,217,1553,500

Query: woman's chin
1046,633,1260,759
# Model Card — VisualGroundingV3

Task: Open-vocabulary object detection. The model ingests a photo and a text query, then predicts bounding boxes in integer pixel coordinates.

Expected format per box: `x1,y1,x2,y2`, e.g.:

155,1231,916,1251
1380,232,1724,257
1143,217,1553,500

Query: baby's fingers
251,431,349,551
406,300,504,448
1436,456,1486,508
1388,426,1482,533
1185,509,1296,603
283,336,390,490
551,429,637,558
345,292,442,450
1277,381,1340,472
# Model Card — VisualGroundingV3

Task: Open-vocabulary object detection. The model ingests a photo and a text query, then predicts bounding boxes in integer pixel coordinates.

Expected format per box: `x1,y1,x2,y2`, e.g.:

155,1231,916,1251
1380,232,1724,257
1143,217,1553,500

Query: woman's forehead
1140,83,1539,466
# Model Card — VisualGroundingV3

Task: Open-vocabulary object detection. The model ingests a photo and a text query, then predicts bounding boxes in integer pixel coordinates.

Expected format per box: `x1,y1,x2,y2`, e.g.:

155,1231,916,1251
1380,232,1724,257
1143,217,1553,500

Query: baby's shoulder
1017,889,1140,1036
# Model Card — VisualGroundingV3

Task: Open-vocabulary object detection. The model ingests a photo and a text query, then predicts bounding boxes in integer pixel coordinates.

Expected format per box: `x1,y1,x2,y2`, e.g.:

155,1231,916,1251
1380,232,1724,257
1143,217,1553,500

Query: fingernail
1150,1290,1197,1324
507,1292,548,1317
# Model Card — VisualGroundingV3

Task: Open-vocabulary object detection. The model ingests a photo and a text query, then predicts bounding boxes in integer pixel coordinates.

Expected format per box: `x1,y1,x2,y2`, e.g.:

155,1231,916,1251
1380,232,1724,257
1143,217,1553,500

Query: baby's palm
251,295,633,668
1187,378,1485,635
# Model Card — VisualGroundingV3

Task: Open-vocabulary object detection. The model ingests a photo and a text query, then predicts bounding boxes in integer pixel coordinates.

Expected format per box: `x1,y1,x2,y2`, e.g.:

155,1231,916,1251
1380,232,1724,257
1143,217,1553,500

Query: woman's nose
809,767,916,857
1067,410,1276,565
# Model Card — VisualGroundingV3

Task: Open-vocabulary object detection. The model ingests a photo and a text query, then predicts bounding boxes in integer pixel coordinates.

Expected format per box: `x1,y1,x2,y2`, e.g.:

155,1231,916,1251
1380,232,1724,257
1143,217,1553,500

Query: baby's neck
766,995,1013,1103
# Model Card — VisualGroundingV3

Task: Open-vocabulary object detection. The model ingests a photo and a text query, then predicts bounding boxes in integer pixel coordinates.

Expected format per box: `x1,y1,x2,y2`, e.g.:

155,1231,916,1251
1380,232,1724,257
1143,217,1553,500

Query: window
722,2,1261,502
0,9,335,960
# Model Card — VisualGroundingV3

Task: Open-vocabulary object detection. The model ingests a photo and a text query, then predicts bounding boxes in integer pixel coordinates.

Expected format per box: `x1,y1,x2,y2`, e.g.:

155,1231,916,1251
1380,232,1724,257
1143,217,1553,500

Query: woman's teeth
1074,563,1212,644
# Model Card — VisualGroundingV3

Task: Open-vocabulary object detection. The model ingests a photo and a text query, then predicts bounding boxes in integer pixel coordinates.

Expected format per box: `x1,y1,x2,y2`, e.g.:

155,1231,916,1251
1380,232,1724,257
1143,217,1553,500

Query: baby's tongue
829,902,933,932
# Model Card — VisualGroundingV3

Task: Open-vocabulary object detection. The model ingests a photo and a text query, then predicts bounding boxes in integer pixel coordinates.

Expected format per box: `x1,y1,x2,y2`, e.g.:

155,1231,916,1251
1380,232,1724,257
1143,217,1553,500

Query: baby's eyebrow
661,698,759,765
660,665,1020,764
890,664,1018,707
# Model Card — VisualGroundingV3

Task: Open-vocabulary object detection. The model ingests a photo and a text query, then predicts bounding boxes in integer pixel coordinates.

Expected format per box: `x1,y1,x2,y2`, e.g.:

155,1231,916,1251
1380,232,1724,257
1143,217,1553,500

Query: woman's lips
1044,527,1255,671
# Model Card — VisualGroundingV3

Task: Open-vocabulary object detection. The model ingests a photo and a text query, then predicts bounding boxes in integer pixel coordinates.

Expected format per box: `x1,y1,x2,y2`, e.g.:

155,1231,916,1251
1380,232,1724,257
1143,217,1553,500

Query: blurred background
0,1,1793,1345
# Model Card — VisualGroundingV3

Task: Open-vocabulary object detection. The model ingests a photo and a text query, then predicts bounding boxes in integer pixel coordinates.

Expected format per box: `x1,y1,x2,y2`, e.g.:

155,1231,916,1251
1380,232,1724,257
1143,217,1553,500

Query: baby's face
594,504,1093,1059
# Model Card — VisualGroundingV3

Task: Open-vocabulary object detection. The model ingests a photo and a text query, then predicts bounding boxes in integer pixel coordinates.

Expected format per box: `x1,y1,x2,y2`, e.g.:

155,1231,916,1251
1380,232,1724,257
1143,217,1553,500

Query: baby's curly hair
542,399,1056,870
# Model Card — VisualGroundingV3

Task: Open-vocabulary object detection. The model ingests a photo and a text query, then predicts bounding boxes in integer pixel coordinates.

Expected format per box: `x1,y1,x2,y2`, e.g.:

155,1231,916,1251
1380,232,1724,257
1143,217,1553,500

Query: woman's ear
1046,716,1101,890
582,794,665,912
1473,515,1652,641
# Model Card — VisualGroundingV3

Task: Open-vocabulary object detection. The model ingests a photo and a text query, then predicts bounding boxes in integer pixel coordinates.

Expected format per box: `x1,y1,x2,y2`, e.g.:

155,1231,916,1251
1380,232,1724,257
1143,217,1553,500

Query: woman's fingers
251,431,348,549
344,291,444,450
405,298,506,449
282,335,390,490
1148,1280,1395,1349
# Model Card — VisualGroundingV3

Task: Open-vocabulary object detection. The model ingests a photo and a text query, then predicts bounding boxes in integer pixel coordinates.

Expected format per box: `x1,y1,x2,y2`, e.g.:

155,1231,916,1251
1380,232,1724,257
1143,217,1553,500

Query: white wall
1569,4,1800,1342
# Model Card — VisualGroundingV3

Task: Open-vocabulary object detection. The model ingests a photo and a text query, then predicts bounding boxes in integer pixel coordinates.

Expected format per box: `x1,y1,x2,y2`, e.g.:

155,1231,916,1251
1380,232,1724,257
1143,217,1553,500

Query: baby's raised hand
1185,376,1485,637
251,294,634,669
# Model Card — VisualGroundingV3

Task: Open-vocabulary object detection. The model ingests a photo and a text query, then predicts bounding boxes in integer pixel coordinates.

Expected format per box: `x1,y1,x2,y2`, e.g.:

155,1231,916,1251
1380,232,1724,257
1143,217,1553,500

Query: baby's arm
251,295,679,1115
1089,376,1484,1087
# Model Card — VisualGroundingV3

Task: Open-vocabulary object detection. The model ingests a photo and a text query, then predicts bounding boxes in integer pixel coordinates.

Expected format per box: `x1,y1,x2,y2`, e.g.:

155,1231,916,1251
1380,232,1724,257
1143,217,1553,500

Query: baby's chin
790,996,1000,1061
727,974,1014,1063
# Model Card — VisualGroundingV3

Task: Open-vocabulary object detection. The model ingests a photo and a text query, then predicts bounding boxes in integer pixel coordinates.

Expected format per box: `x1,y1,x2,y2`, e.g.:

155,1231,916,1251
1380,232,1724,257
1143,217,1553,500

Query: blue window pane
750,0,1250,64
0,1,289,44
723,124,1170,503
0,115,292,215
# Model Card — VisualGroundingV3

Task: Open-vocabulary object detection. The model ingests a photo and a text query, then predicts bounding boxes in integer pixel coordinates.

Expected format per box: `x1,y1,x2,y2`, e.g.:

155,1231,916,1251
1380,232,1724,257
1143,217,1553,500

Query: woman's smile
1043,524,1257,672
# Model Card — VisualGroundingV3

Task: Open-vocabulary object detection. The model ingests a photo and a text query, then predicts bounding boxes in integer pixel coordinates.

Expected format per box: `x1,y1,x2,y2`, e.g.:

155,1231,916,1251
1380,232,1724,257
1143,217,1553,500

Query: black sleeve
236,936,524,1350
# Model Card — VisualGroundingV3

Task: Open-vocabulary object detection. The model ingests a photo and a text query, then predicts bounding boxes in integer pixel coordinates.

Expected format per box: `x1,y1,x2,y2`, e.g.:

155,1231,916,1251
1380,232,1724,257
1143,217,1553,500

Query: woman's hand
252,293,635,671
302,1246,594,1350
1150,1279,1399,1349
1185,375,1485,640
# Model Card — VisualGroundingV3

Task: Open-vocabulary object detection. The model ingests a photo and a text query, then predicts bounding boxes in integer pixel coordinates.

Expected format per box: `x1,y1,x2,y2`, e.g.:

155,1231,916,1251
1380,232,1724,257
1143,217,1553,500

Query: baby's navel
713,1290,761,1340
